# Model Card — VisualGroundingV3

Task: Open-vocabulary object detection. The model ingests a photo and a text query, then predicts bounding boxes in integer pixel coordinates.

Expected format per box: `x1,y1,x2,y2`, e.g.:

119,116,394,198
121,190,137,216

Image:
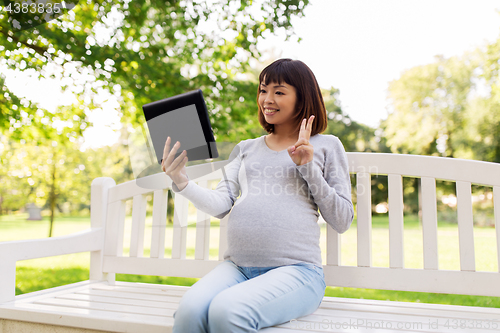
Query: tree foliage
381,53,478,157
382,33,500,164
380,35,500,217
0,0,310,139
0,0,315,223
472,32,500,163
0,124,133,234
322,87,388,154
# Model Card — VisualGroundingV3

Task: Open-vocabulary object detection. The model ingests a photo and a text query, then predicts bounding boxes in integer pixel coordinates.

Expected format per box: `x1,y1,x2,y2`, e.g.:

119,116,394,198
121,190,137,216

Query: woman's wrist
177,181,188,191
173,178,189,191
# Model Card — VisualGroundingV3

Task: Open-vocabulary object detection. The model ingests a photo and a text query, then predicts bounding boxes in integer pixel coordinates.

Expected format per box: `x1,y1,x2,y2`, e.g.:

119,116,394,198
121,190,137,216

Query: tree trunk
48,157,57,238
494,123,500,163
417,178,422,223
167,191,174,225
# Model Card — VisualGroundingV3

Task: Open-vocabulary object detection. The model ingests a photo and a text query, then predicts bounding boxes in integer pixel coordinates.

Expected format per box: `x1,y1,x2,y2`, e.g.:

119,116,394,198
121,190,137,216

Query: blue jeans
172,259,326,332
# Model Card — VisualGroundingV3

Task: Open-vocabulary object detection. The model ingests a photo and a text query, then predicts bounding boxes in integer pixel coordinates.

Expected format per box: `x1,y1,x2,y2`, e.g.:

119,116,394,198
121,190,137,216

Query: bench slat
388,174,404,268
195,180,211,261
301,307,500,333
0,261,15,303
326,223,340,266
172,192,188,259
456,181,475,272
103,257,220,279
90,177,115,281
219,214,229,261
150,189,167,259
324,265,500,296
77,289,182,303
347,153,500,187
495,186,500,273
130,194,147,258
421,177,439,270
91,284,186,297
34,298,172,317
304,311,495,333
357,172,372,267
113,280,189,291
57,293,177,310
104,200,126,257
321,295,500,315
261,326,340,333
6,281,102,304
317,299,500,320
3,302,173,333
107,162,230,203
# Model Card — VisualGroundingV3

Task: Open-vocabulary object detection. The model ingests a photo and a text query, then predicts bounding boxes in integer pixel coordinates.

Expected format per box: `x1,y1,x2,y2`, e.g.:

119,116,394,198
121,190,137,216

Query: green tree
1,0,313,227
468,33,500,163
1,0,311,140
381,52,479,157
322,87,389,153
0,122,134,235
0,135,32,215
380,40,500,216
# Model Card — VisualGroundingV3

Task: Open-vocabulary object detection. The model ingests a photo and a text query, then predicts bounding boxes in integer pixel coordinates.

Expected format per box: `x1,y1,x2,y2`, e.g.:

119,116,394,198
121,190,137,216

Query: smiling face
258,80,298,131
257,58,328,137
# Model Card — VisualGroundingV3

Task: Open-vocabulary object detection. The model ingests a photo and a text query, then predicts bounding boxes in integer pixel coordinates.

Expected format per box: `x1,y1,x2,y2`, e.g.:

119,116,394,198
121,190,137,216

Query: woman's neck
268,132,298,142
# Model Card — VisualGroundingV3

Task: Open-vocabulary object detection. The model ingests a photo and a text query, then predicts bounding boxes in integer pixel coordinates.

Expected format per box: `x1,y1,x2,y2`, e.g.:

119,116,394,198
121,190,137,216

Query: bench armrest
0,228,104,303
0,177,116,303
0,228,104,262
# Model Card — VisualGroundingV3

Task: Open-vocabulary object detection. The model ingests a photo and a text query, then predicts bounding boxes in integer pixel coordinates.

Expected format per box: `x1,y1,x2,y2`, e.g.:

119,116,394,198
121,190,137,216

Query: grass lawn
1,213,499,308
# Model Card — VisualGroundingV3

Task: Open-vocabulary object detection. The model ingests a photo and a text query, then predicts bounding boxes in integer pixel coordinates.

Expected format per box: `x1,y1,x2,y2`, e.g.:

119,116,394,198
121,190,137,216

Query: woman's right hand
162,136,189,191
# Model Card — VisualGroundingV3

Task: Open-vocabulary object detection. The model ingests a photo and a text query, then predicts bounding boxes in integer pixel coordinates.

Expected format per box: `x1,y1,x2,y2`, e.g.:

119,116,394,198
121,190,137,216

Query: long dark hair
257,58,327,136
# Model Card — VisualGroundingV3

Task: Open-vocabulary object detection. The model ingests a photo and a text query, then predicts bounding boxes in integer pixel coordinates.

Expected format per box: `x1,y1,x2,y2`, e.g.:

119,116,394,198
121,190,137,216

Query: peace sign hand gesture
287,115,315,166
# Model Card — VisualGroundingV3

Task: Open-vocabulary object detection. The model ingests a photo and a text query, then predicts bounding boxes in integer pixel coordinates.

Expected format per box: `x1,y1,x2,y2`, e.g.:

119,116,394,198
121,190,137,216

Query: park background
1,0,500,308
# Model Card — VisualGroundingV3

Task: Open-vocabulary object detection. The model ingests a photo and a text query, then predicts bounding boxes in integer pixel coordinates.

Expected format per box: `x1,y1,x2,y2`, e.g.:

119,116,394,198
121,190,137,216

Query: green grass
323,287,500,308
15,266,89,295
1,213,499,308
0,214,93,242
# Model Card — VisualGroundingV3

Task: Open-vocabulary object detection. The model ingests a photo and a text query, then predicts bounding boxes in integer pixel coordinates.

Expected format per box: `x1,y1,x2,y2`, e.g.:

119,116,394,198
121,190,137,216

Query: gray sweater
171,134,354,268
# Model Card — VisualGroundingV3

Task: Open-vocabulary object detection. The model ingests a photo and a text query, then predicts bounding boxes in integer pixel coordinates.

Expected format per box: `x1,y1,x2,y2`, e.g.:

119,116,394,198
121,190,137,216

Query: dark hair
257,58,327,136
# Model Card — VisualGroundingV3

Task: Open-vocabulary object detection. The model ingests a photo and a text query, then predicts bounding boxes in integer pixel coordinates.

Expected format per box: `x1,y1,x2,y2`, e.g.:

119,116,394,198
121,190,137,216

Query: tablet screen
142,89,218,164
147,103,207,163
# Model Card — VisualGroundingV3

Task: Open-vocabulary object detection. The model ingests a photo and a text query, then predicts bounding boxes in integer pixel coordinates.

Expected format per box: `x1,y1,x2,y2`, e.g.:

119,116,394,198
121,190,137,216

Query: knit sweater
171,134,354,268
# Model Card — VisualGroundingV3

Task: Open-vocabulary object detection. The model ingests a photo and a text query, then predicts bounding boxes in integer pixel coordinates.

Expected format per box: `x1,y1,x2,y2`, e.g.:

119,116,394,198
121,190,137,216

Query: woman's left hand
288,115,315,166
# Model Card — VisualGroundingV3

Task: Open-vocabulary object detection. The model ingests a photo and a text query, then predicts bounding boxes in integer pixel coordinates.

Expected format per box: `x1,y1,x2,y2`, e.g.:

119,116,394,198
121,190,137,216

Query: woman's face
258,79,298,128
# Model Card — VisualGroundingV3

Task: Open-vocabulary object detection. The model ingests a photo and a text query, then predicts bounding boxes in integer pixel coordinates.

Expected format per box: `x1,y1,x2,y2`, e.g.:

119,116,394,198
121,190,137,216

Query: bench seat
2,279,500,333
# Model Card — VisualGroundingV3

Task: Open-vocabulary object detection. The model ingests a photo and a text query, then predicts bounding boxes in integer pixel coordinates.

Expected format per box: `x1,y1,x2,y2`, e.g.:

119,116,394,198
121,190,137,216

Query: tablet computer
142,89,219,164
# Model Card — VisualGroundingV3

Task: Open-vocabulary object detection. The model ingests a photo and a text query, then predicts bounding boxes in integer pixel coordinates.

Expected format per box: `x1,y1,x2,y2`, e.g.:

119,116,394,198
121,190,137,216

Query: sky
255,0,500,128
3,0,500,148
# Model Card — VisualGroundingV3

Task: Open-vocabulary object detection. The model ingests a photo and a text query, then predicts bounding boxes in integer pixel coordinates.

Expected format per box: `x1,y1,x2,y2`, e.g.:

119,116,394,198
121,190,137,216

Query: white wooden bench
1,153,500,333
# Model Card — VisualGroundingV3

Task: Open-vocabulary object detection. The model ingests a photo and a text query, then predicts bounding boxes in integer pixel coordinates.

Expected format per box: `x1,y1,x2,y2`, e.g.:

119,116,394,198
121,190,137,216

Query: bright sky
3,0,500,148
256,0,500,128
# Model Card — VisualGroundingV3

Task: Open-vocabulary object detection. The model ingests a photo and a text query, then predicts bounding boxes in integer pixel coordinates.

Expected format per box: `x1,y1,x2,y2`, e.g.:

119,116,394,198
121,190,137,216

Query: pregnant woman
163,58,354,332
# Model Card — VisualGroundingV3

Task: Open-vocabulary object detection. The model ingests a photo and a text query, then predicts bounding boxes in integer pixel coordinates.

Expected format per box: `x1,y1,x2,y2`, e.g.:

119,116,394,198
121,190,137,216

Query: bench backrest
92,153,500,297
